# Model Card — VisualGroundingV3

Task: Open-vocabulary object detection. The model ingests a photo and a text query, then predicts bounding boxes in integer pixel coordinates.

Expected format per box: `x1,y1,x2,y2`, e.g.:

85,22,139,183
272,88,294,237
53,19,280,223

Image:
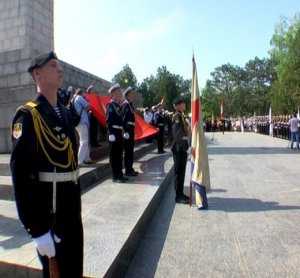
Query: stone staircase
0,143,174,277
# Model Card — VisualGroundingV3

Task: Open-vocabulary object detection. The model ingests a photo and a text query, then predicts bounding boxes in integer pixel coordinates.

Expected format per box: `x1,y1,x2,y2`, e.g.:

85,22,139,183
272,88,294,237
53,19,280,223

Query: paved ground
0,148,173,277
126,132,300,278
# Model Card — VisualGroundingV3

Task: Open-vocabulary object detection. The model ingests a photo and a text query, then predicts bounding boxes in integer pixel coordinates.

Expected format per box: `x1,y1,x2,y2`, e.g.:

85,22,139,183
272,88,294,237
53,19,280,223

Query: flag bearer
171,98,190,204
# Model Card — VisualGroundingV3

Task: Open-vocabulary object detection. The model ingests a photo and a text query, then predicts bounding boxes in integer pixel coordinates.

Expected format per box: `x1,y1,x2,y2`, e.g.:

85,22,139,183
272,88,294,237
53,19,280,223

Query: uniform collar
35,94,66,126
36,93,60,107
111,99,121,106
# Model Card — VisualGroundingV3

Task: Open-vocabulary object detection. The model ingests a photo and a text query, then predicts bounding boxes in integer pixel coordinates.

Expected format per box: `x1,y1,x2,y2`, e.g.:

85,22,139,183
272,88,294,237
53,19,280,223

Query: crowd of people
56,84,178,167
252,114,300,149
207,114,300,149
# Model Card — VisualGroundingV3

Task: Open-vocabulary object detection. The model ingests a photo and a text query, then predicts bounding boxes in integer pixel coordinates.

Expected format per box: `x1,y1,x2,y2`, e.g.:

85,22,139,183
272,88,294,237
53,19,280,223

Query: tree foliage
112,64,138,88
202,58,275,119
270,14,300,113
138,66,191,110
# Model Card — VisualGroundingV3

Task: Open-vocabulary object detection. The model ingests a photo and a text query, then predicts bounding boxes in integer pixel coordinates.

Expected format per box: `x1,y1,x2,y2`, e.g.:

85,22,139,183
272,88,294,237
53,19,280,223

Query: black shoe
125,172,139,177
83,159,96,164
121,176,129,181
125,170,139,176
197,205,208,210
158,150,166,154
175,196,189,204
112,176,128,183
181,194,190,201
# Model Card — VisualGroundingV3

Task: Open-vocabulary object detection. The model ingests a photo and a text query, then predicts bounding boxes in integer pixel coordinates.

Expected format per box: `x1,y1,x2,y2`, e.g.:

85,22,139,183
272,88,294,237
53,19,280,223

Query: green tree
138,66,191,111
138,75,160,108
202,57,275,118
112,64,138,88
270,14,300,113
204,63,248,117
244,57,276,114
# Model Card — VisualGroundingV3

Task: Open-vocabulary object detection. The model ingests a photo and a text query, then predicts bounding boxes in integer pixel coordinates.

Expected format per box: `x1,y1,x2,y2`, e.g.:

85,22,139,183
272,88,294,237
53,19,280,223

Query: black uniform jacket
106,100,124,141
154,111,165,129
172,111,189,152
10,94,80,238
122,100,135,138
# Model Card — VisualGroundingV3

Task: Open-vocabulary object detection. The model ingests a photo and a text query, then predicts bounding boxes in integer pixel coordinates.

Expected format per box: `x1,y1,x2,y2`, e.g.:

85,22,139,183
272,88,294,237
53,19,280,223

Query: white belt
112,125,123,130
182,136,188,140
127,122,135,126
158,123,164,126
39,170,79,183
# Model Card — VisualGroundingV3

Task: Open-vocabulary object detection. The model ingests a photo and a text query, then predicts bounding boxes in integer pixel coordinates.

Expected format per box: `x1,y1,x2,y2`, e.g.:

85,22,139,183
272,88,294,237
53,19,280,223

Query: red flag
85,94,158,141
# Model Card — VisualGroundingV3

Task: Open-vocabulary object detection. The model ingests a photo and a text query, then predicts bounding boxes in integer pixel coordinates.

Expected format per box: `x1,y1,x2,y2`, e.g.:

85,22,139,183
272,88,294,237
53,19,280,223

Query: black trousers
124,136,135,173
172,148,187,197
110,139,124,179
89,114,99,147
39,222,83,278
157,128,164,152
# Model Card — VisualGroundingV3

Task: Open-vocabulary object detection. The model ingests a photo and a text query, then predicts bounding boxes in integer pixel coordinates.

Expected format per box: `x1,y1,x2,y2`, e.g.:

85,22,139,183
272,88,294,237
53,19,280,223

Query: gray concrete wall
0,0,54,153
0,0,112,153
0,59,112,153
61,61,111,94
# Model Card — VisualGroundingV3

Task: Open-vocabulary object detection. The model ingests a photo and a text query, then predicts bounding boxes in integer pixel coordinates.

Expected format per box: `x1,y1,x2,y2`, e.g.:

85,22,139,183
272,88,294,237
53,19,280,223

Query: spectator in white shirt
73,89,94,164
144,107,153,124
288,113,299,149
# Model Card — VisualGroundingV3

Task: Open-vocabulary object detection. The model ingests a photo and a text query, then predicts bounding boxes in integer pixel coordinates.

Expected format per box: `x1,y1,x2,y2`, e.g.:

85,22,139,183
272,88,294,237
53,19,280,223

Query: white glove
123,132,130,140
33,231,55,258
109,134,116,142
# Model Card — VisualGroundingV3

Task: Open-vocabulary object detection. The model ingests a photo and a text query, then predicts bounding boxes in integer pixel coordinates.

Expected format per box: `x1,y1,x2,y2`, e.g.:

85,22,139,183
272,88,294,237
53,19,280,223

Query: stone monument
0,0,111,153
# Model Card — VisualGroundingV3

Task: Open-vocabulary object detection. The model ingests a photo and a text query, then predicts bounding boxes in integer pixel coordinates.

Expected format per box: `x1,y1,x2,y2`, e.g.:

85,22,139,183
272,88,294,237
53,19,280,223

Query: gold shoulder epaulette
172,112,180,122
16,101,38,113
24,101,38,109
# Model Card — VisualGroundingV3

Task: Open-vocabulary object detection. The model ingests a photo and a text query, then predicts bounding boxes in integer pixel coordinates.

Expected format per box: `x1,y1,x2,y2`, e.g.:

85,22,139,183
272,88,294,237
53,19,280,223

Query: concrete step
0,148,174,277
0,142,156,201
0,154,10,175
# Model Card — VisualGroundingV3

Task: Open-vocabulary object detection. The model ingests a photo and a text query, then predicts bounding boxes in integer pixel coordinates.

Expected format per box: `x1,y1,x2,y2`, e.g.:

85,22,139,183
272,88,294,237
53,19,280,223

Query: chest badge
12,123,22,139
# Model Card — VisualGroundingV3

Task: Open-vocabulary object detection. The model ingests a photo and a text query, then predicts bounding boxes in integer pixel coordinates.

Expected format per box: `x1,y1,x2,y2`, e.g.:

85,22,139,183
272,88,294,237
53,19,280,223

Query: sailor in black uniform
122,87,139,176
106,83,128,183
10,52,83,277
